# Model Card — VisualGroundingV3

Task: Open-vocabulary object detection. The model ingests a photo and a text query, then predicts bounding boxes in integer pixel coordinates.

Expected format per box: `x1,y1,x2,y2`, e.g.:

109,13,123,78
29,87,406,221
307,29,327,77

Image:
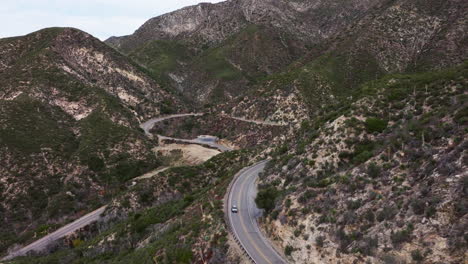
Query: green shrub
131,199,186,234
367,162,381,178
72,239,84,248
285,245,295,256
255,186,279,213
411,199,426,215
271,210,279,220
411,249,424,262
353,151,373,164
365,118,388,133
85,155,105,172
391,225,413,245
277,145,289,155
112,160,154,183
294,229,302,237
166,246,193,264
454,106,468,124
315,236,325,247
364,210,375,222
351,140,376,164
347,199,362,210
377,206,397,222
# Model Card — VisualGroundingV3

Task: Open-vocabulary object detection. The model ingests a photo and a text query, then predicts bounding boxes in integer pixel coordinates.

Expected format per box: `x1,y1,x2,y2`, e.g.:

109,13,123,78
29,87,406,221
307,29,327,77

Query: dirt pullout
150,115,286,149
154,143,221,166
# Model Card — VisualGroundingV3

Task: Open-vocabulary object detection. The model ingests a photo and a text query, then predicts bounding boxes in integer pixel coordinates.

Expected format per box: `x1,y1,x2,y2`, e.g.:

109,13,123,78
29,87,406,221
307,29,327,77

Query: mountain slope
8,150,256,264
105,0,389,104
0,28,185,255
256,62,468,264
106,0,386,53
1,0,467,263
106,0,467,107
220,0,467,124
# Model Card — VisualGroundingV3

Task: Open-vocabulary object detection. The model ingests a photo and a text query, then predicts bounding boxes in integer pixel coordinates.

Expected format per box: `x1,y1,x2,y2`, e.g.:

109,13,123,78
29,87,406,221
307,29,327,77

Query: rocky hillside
105,0,390,104
235,0,467,118
256,63,467,264
106,0,384,53
244,2,468,263
106,0,467,107
0,28,185,256
9,150,257,264
1,0,467,263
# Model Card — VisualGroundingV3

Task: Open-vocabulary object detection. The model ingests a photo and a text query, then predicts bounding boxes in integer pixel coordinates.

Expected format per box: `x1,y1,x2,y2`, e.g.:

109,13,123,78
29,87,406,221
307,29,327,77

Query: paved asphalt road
141,113,232,152
140,113,204,135
141,113,285,136
2,206,106,261
228,161,286,264
2,115,276,261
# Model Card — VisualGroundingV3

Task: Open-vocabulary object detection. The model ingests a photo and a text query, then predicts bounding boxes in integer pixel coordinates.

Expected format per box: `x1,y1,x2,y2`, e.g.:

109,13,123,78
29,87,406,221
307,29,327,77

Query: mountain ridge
105,0,467,106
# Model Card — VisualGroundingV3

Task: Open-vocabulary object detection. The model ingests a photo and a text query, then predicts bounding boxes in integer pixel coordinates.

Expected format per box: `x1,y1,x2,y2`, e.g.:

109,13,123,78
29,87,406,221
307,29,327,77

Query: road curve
2,206,106,261
3,115,275,261
140,113,204,135
228,161,286,264
141,113,232,152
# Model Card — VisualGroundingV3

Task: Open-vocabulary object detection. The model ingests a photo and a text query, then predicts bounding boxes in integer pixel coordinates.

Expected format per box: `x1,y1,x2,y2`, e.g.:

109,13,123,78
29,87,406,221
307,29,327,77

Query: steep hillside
106,0,384,53
256,63,468,264
119,24,308,103
223,0,467,124
0,28,184,256
106,0,467,107
1,0,467,263
105,0,389,104
9,150,257,264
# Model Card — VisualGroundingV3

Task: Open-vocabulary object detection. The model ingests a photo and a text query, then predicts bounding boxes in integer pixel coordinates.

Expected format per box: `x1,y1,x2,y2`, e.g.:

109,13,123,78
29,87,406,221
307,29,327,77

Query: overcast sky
0,0,225,40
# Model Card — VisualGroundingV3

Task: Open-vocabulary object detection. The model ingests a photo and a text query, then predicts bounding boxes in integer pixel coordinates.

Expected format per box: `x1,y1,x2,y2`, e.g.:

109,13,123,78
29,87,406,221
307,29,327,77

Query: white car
231,205,238,213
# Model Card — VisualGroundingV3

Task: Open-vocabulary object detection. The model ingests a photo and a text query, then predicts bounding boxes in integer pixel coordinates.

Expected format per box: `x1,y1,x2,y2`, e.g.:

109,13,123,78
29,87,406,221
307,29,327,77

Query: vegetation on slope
10,150,255,264
0,27,176,256
129,39,192,84
257,63,468,263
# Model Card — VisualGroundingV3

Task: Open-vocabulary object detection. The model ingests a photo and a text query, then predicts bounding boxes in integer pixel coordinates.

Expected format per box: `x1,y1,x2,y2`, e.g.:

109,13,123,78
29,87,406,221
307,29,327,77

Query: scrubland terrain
1,0,466,263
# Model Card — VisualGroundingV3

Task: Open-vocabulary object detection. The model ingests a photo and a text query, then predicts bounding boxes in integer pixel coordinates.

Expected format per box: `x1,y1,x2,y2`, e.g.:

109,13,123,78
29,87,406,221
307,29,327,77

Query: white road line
227,161,286,264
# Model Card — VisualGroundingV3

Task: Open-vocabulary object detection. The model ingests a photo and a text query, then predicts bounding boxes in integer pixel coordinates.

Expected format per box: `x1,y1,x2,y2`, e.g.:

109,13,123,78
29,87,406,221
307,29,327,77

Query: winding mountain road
228,161,286,264
141,113,285,136
3,114,283,262
140,113,232,152
144,114,286,263
2,206,106,261
140,113,204,135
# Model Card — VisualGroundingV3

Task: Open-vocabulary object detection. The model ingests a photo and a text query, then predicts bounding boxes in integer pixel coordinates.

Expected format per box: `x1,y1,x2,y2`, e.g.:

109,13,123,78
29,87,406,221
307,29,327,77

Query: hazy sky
0,0,225,40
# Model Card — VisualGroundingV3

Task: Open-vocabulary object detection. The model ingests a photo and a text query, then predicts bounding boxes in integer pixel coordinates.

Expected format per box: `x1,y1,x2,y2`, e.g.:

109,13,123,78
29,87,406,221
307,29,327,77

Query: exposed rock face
107,0,384,53
1,28,184,121
106,0,467,106
107,2,244,53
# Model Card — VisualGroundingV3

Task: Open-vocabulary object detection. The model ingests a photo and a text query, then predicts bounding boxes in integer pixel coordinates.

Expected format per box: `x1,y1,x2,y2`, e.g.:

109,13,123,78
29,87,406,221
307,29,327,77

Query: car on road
231,205,238,213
